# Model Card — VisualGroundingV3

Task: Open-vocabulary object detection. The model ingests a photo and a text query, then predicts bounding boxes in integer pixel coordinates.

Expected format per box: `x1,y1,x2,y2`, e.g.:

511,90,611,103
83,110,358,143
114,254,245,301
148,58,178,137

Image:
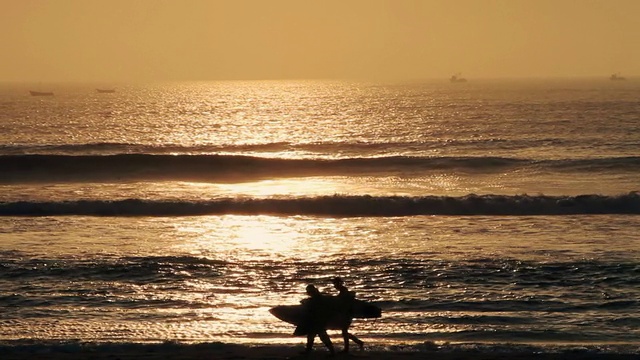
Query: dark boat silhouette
29,90,54,96
450,73,467,83
96,89,115,93
610,73,626,81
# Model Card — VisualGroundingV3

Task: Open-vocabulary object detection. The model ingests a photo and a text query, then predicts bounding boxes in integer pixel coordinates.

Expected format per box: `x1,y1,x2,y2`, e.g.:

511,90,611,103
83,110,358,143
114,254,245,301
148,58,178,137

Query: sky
1,0,639,82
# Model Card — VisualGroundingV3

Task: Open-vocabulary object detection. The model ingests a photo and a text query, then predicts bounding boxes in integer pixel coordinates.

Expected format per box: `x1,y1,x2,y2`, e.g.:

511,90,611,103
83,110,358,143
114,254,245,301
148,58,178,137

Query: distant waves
1,193,638,216
1,154,639,182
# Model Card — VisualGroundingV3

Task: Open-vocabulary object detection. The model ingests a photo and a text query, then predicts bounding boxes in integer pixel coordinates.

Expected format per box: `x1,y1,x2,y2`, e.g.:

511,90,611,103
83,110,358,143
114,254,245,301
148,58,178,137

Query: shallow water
1,214,638,345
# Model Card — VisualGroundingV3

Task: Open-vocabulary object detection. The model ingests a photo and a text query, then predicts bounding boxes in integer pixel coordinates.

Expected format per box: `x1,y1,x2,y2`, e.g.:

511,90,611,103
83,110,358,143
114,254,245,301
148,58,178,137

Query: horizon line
0,74,636,84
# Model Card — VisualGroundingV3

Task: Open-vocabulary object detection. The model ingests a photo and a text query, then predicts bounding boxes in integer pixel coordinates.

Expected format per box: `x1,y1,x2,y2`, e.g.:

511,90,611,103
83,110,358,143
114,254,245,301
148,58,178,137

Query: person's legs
305,332,315,353
341,328,350,353
340,329,364,353
317,330,335,355
348,333,364,350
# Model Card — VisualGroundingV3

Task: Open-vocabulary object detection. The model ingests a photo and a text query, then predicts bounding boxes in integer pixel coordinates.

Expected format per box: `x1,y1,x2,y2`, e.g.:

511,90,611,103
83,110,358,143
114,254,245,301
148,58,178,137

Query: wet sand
1,342,638,360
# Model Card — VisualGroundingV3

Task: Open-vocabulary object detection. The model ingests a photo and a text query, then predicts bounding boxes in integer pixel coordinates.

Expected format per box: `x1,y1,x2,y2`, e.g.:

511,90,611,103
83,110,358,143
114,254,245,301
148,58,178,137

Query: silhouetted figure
295,284,335,355
331,277,364,352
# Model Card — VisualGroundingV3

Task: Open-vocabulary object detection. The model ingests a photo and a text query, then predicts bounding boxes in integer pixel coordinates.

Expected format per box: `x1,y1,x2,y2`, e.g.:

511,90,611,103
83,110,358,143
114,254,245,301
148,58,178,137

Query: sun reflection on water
173,216,298,259
168,215,360,264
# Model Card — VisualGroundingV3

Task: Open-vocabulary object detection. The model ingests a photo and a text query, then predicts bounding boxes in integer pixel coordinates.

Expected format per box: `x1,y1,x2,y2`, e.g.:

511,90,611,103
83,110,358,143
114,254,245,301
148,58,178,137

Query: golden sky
1,0,638,81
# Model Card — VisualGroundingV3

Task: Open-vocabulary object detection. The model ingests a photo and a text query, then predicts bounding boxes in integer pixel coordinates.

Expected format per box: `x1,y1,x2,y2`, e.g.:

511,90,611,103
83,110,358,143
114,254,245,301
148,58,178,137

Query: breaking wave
1,193,638,217
1,154,638,182
2,138,634,156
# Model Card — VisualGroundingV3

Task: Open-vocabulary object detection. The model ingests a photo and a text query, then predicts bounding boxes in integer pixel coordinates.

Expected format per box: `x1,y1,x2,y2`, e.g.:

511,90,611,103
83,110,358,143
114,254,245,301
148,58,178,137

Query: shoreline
1,342,638,360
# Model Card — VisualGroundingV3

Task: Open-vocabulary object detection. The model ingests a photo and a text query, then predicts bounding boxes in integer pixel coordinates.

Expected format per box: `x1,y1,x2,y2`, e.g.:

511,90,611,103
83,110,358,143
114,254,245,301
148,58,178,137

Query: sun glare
171,216,302,261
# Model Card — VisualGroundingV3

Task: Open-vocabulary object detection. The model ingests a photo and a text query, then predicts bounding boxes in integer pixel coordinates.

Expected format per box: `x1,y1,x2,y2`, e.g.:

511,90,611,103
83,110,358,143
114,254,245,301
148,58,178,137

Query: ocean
0,79,638,354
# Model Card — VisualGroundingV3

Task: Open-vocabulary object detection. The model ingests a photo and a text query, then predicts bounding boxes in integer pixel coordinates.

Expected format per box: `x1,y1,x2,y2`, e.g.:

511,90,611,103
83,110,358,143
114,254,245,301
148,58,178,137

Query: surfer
296,284,335,355
268,280,381,354
331,277,364,352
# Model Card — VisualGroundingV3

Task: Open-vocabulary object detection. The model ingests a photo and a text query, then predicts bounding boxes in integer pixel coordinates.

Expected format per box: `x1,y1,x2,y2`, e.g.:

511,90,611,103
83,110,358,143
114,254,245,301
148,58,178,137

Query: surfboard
269,297,381,329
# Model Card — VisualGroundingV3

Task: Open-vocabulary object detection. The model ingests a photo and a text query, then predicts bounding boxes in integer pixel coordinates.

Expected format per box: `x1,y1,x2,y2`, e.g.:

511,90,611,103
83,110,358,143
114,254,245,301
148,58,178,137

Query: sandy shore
1,342,638,360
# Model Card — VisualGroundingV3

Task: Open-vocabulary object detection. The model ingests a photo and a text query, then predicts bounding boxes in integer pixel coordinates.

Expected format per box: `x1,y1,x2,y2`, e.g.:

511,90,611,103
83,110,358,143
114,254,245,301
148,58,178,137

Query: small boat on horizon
96,89,115,93
450,73,467,83
29,90,54,96
610,73,626,81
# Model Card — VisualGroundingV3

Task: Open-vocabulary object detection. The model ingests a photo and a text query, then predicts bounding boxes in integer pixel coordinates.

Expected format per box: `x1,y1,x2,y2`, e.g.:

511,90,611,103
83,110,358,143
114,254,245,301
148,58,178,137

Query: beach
2,342,639,360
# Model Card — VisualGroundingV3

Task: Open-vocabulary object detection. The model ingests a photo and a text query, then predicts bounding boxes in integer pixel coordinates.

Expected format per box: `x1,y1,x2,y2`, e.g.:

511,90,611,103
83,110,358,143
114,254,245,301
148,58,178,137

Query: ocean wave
0,255,225,282
4,254,636,290
0,154,638,183
0,138,624,156
0,142,294,156
382,298,640,313
0,193,638,216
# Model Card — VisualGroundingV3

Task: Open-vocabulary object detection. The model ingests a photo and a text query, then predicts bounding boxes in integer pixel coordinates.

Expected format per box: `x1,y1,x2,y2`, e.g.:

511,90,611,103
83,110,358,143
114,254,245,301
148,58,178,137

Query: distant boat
450,73,467,83
29,90,54,96
610,73,626,81
96,89,115,93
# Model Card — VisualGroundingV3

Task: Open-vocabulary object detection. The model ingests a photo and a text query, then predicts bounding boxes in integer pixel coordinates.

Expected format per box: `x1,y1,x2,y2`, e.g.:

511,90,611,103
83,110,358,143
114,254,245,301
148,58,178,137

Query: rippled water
1,215,638,344
0,79,638,348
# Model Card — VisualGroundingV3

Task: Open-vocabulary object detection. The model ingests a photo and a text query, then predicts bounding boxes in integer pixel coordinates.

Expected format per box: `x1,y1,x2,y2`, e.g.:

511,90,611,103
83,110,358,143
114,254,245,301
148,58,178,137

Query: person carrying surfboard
268,281,381,354
331,277,365,352
295,284,335,355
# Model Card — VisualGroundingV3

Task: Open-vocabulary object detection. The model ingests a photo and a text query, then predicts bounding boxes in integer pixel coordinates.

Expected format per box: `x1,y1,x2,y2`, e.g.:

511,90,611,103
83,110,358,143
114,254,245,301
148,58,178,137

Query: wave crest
1,154,638,182
1,193,638,216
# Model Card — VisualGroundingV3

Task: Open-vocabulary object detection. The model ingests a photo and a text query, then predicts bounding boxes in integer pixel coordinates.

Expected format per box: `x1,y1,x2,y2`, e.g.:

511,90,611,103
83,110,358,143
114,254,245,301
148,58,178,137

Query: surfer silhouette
331,277,364,352
268,281,381,354
295,284,335,355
